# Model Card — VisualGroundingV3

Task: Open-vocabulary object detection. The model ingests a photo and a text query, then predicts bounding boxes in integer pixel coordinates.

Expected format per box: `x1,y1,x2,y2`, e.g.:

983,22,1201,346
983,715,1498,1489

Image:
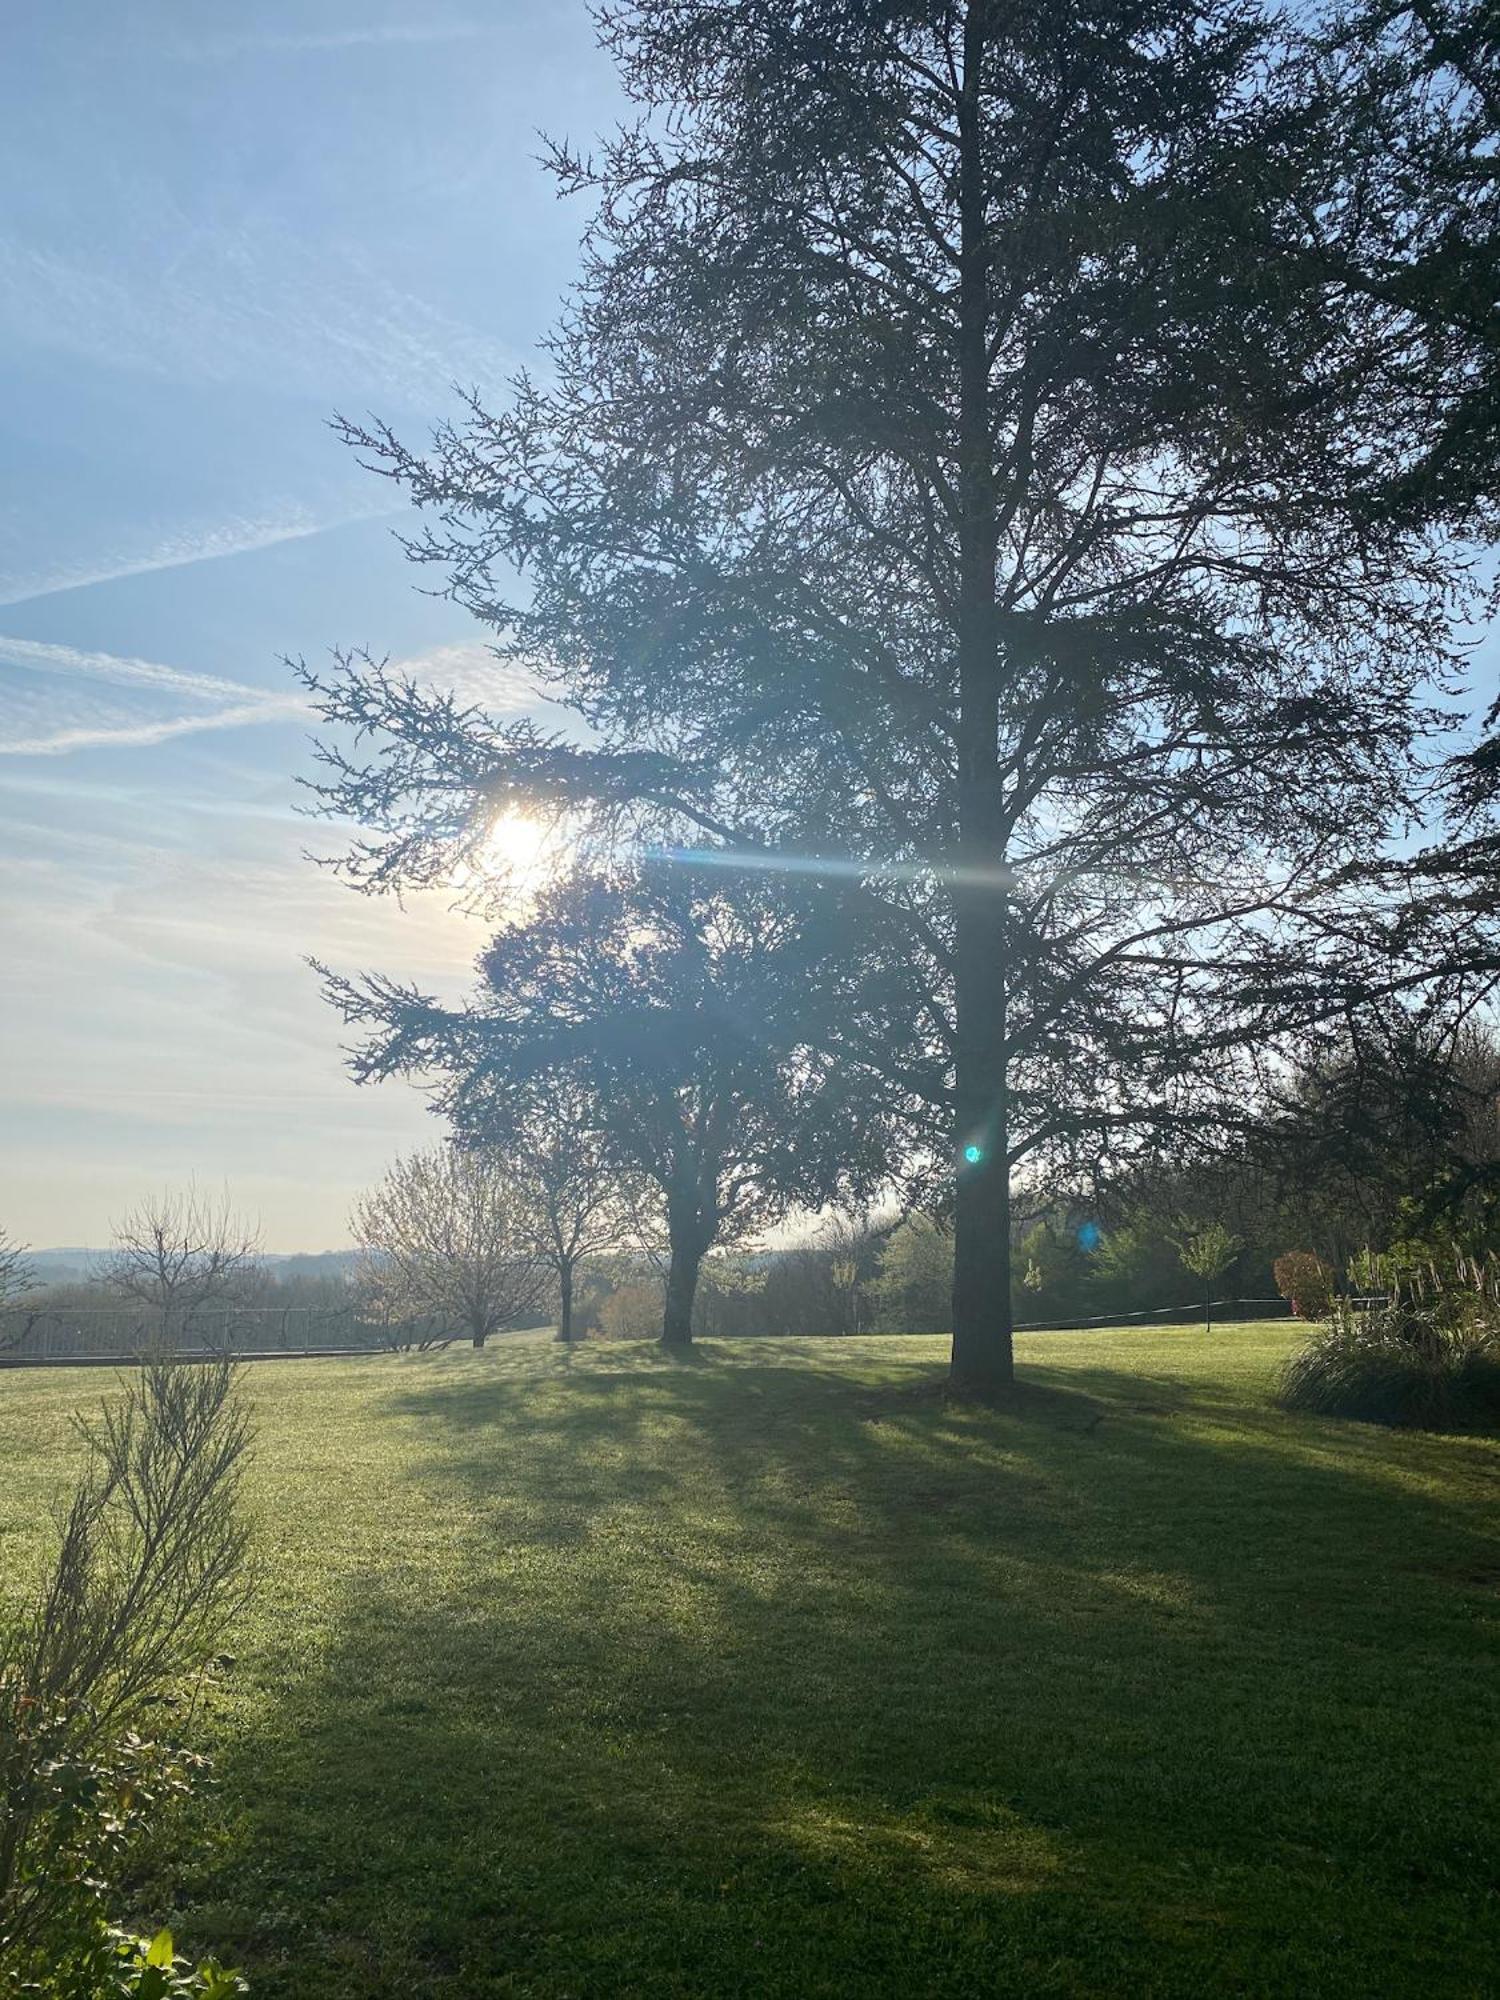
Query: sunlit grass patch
1,1324,1497,1997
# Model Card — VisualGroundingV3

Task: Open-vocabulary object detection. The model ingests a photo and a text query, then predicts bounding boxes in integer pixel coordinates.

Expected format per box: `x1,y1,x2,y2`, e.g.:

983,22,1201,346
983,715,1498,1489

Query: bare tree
351,1147,544,1349
98,1187,261,1344
0,1232,35,1309
469,1085,645,1344
0,1232,38,1363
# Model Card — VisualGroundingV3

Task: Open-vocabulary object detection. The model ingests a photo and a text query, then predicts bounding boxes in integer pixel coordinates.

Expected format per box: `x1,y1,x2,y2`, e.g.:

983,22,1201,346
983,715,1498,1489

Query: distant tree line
5,1008,1496,1356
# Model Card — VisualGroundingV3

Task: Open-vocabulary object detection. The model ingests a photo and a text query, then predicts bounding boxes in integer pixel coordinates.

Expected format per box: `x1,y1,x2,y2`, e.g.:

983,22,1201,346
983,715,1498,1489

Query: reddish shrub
1274,1251,1333,1320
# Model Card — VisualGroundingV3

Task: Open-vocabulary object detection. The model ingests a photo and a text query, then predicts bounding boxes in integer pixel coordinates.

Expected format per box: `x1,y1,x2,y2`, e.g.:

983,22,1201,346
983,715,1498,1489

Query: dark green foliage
1015,1221,1090,1319
1278,1300,1500,1429
870,1215,953,1331
0,1709,204,1992
1082,1216,1203,1319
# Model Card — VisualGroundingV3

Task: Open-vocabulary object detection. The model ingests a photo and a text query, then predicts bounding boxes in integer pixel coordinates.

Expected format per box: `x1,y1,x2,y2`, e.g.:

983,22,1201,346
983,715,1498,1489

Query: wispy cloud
0,633,308,758
394,640,543,714
2,699,309,759
0,504,401,610
0,632,552,760
0,225,517,408
188,24,496,56
0,633,277,705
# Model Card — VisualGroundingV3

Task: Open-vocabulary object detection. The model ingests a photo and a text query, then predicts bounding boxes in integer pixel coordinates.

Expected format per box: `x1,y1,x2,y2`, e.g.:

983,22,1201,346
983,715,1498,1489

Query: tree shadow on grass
187,1340,1500,1998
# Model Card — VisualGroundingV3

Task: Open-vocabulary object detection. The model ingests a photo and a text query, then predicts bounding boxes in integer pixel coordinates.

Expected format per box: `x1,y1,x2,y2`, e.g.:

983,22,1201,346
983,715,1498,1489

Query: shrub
1273,1250,1333,1320
1,1353,252,1989
597,1280,664,1339
1277,1298,1500,1429
870,1215,952,1332
92,1925,247,1998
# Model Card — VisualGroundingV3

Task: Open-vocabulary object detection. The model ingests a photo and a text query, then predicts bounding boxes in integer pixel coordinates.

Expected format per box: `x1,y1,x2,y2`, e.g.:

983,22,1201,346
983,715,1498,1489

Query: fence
1,1293,1356,1365
0,1303,457,1366
1012,1295,1294,1332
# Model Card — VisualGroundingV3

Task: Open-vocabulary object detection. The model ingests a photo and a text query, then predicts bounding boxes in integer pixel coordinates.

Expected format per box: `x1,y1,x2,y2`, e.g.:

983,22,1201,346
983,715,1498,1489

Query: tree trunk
662,1205,705,1350
949,0,1015,1400
557,1260,576,1343
471,1331,487,1349
662,1242,703,1349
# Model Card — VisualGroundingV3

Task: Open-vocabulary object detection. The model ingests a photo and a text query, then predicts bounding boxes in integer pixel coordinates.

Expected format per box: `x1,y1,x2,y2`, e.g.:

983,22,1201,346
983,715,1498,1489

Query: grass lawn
2,1324,1497,1997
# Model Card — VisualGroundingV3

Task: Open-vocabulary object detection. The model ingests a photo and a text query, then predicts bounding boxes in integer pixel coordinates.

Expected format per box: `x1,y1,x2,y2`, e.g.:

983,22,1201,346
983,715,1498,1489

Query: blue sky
4,9,1497,1257
0,4,622,1250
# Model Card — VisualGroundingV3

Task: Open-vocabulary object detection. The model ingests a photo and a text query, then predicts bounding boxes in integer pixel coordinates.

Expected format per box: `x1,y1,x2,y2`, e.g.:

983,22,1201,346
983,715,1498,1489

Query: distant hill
25,1248,362,1284
25,1248,101,1284
262,1250,363,1280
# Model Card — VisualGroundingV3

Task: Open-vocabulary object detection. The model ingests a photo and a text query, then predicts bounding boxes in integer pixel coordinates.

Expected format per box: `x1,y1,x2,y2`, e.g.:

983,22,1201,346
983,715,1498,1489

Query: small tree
871,1217,954,1334
98,1188,261,1344
1176,1223,1243,1335
469,1085,641,1344
821,1213,872,1337
0,1231,34,1308
351,1147,544,1349
0,1232,37,1361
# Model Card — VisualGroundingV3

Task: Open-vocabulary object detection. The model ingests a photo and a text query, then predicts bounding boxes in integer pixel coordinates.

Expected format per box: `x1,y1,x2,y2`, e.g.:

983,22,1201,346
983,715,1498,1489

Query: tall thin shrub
0,1353,253,1988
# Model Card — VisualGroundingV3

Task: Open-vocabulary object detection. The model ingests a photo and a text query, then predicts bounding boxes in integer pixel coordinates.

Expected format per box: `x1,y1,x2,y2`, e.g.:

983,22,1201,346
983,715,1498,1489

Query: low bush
1277,1298,1500,1429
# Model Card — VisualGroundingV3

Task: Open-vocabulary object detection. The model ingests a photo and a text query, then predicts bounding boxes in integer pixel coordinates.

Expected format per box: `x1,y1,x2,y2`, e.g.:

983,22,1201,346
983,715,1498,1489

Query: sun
478,810,548,878
449,809,557,903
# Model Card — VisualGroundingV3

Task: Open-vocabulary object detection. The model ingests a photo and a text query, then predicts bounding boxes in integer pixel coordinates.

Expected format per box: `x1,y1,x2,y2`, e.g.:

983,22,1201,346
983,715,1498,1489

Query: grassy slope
1,1325,1497,1998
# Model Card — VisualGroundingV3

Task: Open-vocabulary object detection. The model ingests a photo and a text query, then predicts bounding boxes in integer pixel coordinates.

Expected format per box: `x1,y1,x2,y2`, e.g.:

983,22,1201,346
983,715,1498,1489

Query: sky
0,3,624,1251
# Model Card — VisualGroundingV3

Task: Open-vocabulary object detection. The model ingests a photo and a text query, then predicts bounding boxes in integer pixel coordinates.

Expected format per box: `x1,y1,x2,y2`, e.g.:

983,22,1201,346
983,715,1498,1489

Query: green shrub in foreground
1,1354,252,1992
1277,1299,1500,1429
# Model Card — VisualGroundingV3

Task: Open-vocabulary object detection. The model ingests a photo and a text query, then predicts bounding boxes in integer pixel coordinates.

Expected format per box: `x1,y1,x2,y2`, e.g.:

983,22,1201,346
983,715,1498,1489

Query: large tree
312,0,1486,1394
322,866,895,1348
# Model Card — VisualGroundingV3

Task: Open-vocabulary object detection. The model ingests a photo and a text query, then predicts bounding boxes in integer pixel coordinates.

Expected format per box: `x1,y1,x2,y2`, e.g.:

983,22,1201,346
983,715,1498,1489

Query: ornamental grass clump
1277,1294,1500,1430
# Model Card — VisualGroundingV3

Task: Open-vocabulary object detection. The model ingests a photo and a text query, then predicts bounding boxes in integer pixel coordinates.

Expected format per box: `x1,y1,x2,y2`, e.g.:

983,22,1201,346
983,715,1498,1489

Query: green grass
2,1325,1497,1997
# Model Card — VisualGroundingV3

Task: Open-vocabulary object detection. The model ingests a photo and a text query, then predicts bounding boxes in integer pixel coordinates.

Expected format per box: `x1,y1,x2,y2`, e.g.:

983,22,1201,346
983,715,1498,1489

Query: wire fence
0,1303,460,1367
0,1293,1367,1366
1012,1295,1293,1332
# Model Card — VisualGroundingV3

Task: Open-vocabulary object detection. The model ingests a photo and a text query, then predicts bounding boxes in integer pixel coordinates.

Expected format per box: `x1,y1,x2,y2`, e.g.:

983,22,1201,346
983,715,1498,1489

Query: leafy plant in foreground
0,1353,252,1991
